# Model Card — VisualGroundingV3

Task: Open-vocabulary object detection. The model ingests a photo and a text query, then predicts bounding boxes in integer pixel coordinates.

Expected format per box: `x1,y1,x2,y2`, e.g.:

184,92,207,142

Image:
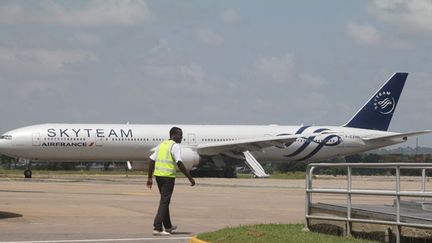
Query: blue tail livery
344,72,408,131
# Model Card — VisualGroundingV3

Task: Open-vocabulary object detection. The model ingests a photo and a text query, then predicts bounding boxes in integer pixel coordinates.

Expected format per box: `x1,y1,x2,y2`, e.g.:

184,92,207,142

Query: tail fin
344,72,408,131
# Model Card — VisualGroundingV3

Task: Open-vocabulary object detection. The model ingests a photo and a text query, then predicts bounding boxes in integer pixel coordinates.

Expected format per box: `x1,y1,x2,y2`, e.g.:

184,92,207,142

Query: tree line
2,152,432,175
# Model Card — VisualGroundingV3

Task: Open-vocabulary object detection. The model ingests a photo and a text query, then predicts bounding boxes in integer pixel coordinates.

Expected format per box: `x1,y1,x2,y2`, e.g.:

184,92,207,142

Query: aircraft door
96,137,104,146
187,133,197,145
87,131,97,147
32,133,41,146
95,132,104,146
336,135,344,148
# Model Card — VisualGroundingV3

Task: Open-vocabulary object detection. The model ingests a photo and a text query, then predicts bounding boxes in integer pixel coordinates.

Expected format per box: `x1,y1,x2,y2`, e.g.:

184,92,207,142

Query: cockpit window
0,135,12,140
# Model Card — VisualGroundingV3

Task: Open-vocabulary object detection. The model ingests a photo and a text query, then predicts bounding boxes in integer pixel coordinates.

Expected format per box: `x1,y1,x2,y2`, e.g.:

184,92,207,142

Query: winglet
344,72,408,131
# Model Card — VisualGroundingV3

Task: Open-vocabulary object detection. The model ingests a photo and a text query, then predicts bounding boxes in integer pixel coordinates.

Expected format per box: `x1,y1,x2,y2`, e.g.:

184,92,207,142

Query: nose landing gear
24,169,32,178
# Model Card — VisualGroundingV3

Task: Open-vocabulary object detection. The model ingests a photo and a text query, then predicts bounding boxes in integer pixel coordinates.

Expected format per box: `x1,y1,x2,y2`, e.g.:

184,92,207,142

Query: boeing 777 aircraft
0,72,430,178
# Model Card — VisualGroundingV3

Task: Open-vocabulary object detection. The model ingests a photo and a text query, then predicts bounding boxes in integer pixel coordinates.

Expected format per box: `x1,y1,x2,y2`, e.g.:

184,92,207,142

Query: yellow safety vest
154,140,177,178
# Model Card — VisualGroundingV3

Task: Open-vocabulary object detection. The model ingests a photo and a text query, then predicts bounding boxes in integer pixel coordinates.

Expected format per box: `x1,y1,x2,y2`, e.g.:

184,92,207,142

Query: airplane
0,72,430,178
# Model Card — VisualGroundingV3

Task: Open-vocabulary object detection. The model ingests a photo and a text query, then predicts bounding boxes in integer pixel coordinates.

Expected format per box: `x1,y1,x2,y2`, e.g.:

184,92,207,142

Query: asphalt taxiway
0,175,309,243
0,175,429,243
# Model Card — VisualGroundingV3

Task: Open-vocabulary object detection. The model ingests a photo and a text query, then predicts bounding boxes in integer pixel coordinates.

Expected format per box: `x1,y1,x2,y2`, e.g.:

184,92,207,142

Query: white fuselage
0,123,401,163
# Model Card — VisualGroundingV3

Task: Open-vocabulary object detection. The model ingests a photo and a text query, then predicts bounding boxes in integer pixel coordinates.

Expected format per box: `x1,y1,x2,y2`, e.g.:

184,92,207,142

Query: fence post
346,165,352,237
422,168,426,202
396,165,401,243
304,165,313,230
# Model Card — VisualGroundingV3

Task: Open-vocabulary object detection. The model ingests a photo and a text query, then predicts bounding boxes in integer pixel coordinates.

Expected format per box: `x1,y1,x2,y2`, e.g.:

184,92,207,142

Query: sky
0,0,431,147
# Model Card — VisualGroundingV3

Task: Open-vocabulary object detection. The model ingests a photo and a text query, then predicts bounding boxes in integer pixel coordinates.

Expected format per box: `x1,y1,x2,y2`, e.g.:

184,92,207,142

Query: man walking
147,127,196,236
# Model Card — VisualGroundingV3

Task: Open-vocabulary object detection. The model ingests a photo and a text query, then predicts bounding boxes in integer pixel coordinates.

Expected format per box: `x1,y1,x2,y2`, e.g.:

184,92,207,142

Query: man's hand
189,178,196,186
147,178,153,189
177,161,196,187
147,160,155,189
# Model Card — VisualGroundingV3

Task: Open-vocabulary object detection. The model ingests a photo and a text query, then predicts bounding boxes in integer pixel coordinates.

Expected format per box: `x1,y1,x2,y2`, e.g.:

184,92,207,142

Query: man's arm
147,159,155,189
177,161,195,186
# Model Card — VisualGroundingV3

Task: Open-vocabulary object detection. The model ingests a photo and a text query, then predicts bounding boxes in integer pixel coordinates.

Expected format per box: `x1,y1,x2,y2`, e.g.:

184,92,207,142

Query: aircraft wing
362,130,432,143
196,134,317,156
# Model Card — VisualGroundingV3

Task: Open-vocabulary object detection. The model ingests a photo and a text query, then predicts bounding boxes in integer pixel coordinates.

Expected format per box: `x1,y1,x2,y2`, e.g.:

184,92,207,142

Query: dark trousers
153,176,175,231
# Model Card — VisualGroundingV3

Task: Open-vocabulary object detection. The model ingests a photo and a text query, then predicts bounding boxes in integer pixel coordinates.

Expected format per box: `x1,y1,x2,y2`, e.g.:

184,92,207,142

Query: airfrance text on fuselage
46,128,133,138
43,142,88,147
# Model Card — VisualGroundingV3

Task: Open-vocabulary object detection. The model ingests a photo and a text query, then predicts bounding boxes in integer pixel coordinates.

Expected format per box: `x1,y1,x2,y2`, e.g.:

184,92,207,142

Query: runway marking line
0,237,192,243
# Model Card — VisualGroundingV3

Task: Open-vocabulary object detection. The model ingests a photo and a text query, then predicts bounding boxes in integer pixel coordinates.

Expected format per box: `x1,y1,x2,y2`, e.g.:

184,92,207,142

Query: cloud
141,65,178,82
0,0,151,27
221,8,242,25
252,53,327,93
196,28,224,46
140,62,207,89
299,74,326,88
0,48,98,76
346,21,381,46
345,21,412,49
255,53,295,83
287,92,330,120
151,39,171,53
72,33,101,47
0,3,27,25
369,0,432,33
180,63,205,86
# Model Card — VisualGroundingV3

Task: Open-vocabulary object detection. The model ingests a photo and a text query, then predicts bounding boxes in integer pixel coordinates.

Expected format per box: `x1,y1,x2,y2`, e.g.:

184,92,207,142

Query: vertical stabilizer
344,72,408,131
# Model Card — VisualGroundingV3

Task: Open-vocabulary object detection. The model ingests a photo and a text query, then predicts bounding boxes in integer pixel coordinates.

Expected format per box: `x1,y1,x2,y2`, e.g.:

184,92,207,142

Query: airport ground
0,174,430,243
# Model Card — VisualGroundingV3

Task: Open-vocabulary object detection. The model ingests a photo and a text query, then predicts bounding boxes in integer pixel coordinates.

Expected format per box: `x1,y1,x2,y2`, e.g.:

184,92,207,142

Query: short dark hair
169,127,182,137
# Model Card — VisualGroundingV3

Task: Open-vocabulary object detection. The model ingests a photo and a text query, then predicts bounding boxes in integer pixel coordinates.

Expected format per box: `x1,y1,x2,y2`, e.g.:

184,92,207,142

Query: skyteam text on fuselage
0,72,430,178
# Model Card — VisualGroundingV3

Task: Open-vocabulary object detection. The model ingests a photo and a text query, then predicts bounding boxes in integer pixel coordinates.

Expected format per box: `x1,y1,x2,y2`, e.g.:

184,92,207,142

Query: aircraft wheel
24,170,32,179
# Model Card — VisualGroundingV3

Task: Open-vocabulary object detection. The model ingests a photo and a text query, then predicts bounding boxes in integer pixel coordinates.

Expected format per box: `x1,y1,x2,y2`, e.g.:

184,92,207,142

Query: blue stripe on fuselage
296,134,341,161
285,128,329,157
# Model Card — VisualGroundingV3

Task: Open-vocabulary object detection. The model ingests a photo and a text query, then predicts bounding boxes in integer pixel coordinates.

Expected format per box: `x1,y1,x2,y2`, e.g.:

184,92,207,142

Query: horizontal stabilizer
363,130,432,143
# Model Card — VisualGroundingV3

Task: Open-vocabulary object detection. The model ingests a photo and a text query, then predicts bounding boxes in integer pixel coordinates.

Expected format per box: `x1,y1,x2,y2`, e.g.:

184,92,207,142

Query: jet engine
180,147,200,171
128,147,200,171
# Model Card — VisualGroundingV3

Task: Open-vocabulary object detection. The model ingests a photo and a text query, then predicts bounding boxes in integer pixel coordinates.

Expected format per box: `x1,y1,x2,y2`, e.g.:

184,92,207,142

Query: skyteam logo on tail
374,91,395,115
344,72,407,131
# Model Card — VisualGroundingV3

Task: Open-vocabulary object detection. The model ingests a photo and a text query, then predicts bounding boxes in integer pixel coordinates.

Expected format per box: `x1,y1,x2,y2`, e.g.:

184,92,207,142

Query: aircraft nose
0,139,6,153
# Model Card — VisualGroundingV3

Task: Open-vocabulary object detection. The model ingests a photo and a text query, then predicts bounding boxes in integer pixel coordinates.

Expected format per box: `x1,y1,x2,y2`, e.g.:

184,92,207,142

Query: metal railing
305,163,432,243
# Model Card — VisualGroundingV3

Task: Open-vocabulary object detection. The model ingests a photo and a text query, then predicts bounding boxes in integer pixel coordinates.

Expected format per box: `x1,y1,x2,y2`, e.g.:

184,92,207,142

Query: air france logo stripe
296,134,341,161
295,126,311,134
280,126,342,161
284,128,329,157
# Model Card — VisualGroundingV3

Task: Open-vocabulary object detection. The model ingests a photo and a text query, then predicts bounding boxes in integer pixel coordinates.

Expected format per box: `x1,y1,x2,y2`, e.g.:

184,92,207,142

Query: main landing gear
24,160,32,179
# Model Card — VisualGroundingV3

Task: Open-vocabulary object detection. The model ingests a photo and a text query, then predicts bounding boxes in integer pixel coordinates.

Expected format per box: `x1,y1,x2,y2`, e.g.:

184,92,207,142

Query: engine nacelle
180,147,200,171
128,148,200,171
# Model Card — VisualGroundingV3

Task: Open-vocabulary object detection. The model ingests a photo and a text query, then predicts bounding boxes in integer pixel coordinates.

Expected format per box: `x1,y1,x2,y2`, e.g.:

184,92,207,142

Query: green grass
197,224,378,243
270,172,306,179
